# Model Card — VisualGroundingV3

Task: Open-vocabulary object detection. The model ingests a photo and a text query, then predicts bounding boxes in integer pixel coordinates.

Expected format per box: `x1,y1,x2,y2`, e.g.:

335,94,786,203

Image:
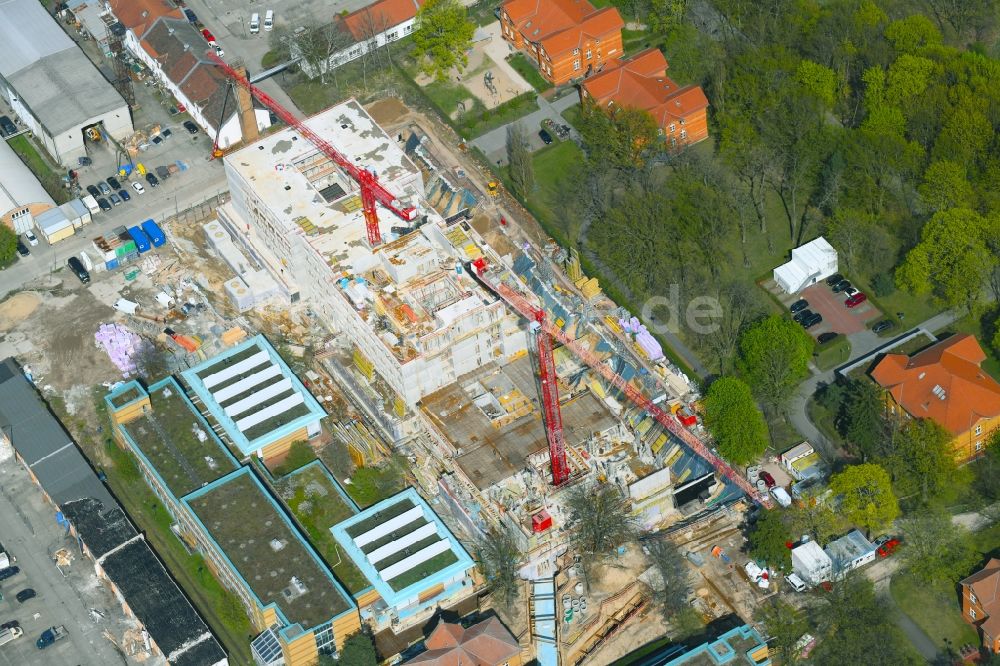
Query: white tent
773,237,838,294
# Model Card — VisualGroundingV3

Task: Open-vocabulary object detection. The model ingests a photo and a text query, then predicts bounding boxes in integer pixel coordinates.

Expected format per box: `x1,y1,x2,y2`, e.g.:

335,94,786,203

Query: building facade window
573,59,581,71
586,49,592,59
680,129,687,140
971,608,977,619
977,440,984,451
669,123,676,133
972,593,979,604
315,621,335,655
976,424,983,436
572,48,579,55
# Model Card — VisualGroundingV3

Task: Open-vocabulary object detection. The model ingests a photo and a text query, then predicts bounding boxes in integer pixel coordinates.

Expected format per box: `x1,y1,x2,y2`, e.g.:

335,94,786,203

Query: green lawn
561,104,582,128
506,53,552,92
816,336,851,371
424,80,481,116
890,574,979,652
807,394,847,451
7,135,70,203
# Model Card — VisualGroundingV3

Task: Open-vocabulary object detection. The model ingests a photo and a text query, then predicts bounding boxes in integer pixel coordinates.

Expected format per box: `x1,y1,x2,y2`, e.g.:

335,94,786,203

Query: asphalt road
0,457,129,665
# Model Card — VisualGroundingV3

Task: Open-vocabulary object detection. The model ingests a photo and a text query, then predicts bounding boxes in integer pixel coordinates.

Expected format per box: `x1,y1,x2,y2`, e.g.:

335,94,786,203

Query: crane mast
208,54,417,245
473,262,771,507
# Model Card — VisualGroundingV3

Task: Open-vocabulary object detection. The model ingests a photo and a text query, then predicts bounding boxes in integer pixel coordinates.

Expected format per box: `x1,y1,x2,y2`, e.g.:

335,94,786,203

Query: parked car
845,293,868,308
786,573,808,592
118,189,131,202
182,7,197,23
151,134,163,145
0,567,20,581
109,193,122,206
0,116,16,137
107,176,121,190
77,156,92,167
877,538,901,558
86,184,100,198
790,299,809,313
817,331,839,344
15,589,36,603
201,28,216,44
825,273,843,286
23,230,38,246
145,173,159,187
832,280,852,293
803,313,823,328
162,128,172,139
843,286,858,297
872,320,894,334
67,257,90,284
793,309,814,323
98,182,111,195
183,120,199,134
131,181,145,194
213,44,225,57
760,471,776,488
16,241,29,257
97,197,112,211
539,129,553,145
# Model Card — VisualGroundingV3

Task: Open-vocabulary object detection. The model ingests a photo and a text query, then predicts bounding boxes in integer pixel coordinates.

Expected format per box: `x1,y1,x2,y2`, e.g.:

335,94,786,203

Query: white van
786,573,808,592
264,10,274,31
249,13,259,34
770,486,793,508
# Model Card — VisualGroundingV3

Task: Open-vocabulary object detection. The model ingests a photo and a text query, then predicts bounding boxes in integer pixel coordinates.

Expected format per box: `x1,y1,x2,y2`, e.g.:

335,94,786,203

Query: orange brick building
580,48,710,145
960,559,1000,653
870,334,1000,461
499,0,624,86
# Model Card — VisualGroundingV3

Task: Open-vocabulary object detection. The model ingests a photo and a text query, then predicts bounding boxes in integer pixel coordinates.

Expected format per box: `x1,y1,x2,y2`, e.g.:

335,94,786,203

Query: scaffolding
105,20,135,108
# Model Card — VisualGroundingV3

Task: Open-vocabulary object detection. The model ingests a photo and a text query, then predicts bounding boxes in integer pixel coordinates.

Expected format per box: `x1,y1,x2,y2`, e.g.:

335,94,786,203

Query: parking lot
0,456,135,665
797,280,881,336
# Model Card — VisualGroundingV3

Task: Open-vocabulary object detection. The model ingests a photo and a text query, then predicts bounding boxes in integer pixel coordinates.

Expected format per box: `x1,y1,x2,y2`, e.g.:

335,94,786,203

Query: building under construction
218,97,747,559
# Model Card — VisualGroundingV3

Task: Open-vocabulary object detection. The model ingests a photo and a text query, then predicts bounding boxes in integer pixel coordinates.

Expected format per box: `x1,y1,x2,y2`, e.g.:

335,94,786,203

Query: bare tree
477,529,521,607
291,21,354,84
566,484,637,579
506,123,534,198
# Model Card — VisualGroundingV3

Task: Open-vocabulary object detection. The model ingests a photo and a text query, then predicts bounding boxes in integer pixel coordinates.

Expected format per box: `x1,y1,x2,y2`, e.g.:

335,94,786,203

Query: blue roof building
180,334,326,462
331,488,476,633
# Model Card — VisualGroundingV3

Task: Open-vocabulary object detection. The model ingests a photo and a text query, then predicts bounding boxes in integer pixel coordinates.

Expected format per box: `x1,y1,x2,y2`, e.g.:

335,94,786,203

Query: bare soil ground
0,291,41,332
366,98,410,127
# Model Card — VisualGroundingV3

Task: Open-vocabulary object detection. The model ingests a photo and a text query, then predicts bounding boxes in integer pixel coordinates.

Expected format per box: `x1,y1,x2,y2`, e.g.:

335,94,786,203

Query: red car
201,28,216,44
877,538,900,557
845,292,867,308
760,471,776,488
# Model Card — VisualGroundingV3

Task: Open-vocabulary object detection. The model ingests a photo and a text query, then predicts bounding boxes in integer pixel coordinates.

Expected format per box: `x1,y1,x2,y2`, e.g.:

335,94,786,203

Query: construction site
0,64,772,662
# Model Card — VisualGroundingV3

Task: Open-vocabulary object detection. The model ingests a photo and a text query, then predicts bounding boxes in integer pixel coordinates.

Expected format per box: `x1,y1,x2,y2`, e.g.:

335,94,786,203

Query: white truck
0,544,16,569
81,194,100,215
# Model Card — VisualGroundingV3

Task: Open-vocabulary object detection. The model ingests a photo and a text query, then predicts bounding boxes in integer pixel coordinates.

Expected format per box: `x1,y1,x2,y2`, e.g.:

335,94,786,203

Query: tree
0,225,16,268
757,598,809,665
702,377,769,465
896,208,999,311
747,509,793,571
787,492,847,546
841,379,889,461
506,123,534,199
645,539,690,618
477,529,521,607
289,22,353,83
699,281,765,374
811,575,921,666
898,510,979,585
918,159,974,212
133,342,172,381
884,418,966,505
577,102,661,171
338,631,377,666
737,315,814,411
411,0,475,81
829,464,899,535
566,484,637,569
884,15,942,53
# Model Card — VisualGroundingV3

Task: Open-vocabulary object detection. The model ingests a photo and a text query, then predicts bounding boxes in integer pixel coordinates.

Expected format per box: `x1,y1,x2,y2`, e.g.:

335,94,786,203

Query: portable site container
140,219,166,247
126,226,150,253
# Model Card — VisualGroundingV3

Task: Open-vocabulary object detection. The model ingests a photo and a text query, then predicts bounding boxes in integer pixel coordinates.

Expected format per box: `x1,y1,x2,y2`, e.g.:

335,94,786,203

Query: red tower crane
208,54,417,246
472,262,771,507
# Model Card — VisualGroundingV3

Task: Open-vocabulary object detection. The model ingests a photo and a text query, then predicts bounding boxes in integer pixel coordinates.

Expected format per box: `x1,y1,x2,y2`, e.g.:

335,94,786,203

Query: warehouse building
220,99,528,413
180,334,327,464
0,0,133,166
0,137,55,230
0,359,228,666
331,488,476,634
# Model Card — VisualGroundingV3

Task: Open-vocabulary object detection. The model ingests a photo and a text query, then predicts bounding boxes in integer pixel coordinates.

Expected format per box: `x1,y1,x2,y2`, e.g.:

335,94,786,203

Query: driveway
799,282,881,336
471,92,581,165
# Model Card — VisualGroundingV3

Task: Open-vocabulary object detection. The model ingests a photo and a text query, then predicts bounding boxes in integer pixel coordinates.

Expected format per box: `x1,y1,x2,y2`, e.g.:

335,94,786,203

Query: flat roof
113,378,239,498
0,0,128,134
181,335,326,455
277,461,370,594
223,99,425,277
0,137,55,215
331,488,474,607
421,355,618,490
825,529,875,570
183,467,356,631
666,624,770,666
